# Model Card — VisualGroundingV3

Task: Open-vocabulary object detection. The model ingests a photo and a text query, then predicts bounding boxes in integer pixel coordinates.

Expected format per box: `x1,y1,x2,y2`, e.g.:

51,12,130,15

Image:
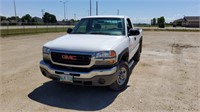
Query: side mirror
129,29,140,36
67,28,73,34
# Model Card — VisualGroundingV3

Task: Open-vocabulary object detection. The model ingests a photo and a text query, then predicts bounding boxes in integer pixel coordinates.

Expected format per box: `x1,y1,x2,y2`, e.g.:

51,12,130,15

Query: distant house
1,20,9,25
173,16,200,28
173,18,184,27
57,20,66,25
32,17,43,23
183,16,200,28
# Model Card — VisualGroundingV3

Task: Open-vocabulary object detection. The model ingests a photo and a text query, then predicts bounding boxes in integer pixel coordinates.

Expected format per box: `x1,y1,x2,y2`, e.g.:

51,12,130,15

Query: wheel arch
118,48,129,62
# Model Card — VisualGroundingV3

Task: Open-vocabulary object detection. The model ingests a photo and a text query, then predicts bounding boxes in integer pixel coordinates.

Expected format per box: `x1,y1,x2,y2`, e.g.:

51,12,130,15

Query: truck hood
44,34,125,52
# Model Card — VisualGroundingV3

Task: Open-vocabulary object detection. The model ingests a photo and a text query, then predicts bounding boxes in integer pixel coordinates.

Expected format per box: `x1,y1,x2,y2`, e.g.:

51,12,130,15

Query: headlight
42,47,51,62
95,51,116,65
95,51,116,59
43,47,51,54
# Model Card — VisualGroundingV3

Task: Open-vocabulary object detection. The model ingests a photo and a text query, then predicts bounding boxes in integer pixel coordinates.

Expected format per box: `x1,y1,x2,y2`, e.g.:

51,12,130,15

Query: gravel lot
0,31,200,112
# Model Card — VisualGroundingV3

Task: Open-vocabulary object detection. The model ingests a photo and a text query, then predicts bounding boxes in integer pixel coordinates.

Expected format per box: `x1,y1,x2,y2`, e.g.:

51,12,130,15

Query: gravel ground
0,31,200,112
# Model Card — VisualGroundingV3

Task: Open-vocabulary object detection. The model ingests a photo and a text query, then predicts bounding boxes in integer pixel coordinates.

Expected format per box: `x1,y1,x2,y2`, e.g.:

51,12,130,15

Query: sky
0,0,199,23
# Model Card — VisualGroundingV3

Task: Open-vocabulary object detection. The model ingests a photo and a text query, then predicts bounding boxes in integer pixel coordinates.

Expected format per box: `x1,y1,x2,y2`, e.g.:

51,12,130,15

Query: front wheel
109,61,130,91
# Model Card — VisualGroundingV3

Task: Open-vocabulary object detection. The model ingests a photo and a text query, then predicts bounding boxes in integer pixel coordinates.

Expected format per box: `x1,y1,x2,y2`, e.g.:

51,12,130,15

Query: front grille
51,52,92,65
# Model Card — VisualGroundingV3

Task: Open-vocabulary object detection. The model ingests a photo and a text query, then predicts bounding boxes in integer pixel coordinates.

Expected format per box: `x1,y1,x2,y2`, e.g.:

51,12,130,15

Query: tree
50,15,57,23
151,18,157,26
42,12,57,23
7,16,20,21
0,16,7,21
157,16,165,28
31,18,36,22
152,18,156,26
21,14,32,22
157,17,160,25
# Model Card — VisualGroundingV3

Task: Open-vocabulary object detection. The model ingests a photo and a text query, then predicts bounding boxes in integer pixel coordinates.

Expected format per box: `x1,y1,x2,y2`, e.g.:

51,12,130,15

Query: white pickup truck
40,16,143,91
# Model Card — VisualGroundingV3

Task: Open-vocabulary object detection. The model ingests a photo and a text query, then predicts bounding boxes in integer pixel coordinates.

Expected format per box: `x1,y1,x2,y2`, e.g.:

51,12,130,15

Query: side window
126,19,133,33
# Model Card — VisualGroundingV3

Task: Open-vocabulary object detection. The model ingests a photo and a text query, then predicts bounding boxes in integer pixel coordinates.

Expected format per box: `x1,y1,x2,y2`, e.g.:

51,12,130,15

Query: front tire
109,61,130,91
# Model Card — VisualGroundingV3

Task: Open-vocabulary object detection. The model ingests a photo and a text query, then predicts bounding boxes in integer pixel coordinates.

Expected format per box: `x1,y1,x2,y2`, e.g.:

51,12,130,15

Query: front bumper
40,60,118,86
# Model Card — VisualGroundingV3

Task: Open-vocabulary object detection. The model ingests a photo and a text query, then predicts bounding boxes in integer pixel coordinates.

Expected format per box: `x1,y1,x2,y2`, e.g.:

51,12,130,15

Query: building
173,16,200,28
32,17,43,23
173,18,184,27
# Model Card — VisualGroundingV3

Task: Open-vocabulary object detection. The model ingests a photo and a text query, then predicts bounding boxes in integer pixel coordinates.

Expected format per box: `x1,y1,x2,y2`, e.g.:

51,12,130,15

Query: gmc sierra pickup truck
40,16,143,91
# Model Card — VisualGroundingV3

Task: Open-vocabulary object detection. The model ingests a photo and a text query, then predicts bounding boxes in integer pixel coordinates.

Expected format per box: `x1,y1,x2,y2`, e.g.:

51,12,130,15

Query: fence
1,23,199,37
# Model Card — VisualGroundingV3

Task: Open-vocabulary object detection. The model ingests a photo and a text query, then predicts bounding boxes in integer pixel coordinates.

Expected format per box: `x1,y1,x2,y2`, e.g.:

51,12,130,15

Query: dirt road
1,32,200,112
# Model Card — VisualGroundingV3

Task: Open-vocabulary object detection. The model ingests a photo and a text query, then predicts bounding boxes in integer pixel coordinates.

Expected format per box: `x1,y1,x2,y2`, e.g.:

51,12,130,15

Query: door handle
134,37,136,41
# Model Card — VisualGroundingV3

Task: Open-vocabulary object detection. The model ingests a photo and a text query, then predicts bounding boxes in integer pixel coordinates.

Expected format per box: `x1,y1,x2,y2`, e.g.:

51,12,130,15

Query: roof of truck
82,15,128,19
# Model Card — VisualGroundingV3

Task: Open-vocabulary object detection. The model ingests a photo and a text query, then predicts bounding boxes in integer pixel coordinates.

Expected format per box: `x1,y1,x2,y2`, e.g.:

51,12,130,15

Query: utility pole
60,1,68,21
90,0,92,16
41,9,44,23
96,1,98,15
41,9,44,17
13,0,17,24
74,14,76,21
117,9,119,15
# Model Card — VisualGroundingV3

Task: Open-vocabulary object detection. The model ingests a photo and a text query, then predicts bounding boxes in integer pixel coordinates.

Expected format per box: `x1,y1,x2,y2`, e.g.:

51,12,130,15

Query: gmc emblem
62,55,77,60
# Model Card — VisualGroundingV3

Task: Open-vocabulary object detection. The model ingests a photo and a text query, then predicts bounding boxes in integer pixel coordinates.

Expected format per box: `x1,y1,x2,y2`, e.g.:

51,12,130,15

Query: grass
0,26,74,37
1,26,199,37
142,28,200,32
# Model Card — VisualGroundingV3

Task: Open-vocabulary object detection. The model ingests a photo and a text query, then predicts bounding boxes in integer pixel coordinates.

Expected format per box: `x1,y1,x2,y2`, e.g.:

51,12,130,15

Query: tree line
151,16,165,28
1,12,78,25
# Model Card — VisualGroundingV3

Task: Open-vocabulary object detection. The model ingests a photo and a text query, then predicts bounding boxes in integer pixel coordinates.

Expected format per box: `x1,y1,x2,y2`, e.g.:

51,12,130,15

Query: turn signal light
109,60,115,64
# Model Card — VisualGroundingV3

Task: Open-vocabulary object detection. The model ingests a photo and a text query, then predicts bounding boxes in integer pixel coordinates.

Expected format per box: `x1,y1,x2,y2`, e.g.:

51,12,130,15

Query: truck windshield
71,18,125,36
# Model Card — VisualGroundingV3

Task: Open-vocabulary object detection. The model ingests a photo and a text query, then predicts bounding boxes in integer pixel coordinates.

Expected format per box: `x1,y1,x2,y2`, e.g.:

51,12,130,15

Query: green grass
0,27,74,37
1,26,199,37
142,28,200,32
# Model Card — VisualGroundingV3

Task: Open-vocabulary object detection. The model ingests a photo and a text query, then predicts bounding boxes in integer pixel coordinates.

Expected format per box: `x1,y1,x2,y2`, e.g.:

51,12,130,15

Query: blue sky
0,0,199,23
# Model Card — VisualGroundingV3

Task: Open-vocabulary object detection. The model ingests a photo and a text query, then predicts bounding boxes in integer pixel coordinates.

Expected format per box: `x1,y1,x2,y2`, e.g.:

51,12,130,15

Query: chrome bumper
40,60,117,79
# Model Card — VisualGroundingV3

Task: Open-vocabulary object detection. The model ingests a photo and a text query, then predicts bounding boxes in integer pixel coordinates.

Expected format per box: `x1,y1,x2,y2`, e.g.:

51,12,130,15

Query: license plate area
59,74,73,83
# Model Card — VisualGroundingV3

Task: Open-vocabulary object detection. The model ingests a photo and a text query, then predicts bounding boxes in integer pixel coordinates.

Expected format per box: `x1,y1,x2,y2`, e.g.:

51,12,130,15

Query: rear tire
109,61,130,91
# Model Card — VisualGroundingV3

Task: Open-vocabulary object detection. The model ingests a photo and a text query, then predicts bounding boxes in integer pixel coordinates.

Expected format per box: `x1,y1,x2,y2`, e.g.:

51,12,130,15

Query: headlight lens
95,51,116,59
43,47,51,54
42,47,50,62
95,51,116,65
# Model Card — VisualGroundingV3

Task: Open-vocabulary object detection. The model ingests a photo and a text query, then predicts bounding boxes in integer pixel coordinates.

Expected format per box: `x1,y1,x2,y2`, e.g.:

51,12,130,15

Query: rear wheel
109,61,130,91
